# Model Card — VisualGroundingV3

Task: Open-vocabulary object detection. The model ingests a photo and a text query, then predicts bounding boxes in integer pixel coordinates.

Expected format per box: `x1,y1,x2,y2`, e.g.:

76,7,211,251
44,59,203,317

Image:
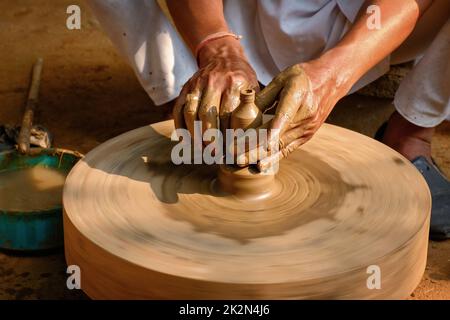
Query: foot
381,111,434,162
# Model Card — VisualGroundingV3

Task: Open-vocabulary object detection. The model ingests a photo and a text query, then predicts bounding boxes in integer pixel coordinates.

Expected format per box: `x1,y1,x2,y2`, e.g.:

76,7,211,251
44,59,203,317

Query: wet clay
217,164,275,200
230,89,262,130
0,166,66,212
63,120,431,299
226,89,269,197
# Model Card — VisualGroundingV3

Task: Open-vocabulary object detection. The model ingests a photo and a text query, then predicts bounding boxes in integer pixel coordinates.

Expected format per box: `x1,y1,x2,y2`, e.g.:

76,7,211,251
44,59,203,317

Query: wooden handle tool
18,58,43,154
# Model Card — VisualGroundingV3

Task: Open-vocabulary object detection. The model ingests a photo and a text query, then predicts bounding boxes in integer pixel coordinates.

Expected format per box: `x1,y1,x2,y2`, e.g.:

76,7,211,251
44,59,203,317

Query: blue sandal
412,156,450,240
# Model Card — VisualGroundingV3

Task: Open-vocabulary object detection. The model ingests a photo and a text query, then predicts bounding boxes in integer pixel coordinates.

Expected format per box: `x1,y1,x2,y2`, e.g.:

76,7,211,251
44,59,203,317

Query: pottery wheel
63,120,430,299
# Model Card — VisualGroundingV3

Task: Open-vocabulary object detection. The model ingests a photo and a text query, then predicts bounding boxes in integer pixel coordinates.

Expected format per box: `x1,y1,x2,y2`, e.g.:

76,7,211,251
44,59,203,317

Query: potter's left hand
239,61,349,169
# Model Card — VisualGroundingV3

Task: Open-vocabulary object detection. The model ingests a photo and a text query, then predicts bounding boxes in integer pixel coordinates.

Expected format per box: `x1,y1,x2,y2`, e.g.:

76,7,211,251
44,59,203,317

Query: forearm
167,0,245,66
314,0,432,93
166,0,230,51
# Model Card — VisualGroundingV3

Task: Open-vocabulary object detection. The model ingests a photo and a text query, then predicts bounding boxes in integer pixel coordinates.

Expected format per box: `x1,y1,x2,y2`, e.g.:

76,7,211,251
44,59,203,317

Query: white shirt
89,0,390,105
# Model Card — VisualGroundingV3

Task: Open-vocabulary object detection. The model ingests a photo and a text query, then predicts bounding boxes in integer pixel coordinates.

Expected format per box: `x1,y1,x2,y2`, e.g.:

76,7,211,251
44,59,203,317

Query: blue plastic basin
0,148,82,251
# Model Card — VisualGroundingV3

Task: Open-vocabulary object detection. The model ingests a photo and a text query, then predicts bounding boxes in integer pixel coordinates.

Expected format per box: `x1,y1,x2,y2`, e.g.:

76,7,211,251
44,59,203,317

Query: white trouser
394,18,450,127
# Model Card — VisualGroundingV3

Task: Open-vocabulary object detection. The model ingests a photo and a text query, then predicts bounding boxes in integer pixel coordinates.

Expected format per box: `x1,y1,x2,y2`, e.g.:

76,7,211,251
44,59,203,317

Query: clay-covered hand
173,37,259,140
238,61,348,170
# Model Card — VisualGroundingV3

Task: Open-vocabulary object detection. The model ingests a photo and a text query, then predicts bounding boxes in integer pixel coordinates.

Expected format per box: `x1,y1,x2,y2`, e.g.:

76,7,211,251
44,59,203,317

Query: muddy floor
0,0,448,299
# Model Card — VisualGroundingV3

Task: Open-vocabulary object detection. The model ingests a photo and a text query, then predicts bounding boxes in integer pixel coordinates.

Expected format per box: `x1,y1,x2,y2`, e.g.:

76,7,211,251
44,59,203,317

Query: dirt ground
0,1,448,299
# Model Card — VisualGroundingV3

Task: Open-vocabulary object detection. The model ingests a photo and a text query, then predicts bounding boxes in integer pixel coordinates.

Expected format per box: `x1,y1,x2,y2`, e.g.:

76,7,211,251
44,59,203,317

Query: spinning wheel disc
63,120,430,299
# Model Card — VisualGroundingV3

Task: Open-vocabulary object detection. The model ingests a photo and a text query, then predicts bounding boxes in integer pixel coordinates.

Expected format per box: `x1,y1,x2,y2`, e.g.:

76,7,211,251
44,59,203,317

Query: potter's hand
173,37,259,140
238,61,347,170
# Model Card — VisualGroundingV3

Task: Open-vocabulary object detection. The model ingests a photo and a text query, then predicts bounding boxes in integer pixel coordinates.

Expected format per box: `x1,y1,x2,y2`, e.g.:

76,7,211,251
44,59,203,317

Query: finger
236,144,266,167
254,76,283,112
257,119,317,172
282,116,318,140
234,120,272,166
184,90,201,139
236,121,303,167
219,84,242,134
198,86,221,142
268,78,306,150
280,127,305,148
172,85,189,130
254,65,303,111
257,137,308,172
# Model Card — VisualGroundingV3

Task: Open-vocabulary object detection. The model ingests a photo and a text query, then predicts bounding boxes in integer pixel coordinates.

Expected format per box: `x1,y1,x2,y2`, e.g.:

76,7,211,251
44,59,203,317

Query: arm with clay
240,0,433,169
167,0,259,139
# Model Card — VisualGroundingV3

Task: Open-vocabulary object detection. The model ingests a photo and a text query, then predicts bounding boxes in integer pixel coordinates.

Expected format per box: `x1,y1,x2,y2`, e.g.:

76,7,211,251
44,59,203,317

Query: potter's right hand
173,37,259,140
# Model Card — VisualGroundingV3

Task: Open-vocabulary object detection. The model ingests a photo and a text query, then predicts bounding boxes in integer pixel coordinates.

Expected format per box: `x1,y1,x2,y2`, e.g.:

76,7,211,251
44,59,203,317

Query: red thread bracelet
194,31,242,62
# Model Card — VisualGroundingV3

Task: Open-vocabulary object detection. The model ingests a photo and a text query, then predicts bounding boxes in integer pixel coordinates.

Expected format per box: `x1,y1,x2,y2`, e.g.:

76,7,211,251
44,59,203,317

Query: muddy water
0,166,67,212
